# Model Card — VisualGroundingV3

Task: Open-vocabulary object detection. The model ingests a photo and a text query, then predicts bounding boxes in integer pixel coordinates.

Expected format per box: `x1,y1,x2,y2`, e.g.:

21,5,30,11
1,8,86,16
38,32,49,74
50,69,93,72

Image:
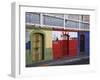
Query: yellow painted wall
26,28,52,48
43,30,52,48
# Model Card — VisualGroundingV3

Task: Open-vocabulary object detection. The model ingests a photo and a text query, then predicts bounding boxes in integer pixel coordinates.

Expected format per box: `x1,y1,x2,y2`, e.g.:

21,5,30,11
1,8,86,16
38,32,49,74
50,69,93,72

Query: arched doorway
32,33,44,61
80,34,85,55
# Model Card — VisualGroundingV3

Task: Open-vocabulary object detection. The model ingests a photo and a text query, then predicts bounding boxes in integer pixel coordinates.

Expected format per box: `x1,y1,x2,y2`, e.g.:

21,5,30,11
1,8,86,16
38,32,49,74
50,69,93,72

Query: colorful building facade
25,12,90,66
26,27,53,65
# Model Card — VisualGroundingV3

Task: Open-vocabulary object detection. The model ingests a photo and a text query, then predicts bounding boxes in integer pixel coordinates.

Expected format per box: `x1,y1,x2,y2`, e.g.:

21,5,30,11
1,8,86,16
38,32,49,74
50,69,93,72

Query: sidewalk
26,56,89,67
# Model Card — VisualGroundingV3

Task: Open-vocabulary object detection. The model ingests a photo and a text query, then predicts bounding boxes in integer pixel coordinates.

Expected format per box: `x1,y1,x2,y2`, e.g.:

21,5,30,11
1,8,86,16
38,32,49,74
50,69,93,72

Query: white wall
0,0,100,80
52,31,77,40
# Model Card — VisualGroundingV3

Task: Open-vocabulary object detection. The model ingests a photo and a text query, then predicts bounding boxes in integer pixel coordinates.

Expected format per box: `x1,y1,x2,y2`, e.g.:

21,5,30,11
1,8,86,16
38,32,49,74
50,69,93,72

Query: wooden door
32,33,44,61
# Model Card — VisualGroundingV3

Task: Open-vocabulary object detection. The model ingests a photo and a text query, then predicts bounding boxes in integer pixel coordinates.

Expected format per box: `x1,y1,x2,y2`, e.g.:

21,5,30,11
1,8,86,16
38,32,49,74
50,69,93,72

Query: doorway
80,34,85,55
32,33,44,61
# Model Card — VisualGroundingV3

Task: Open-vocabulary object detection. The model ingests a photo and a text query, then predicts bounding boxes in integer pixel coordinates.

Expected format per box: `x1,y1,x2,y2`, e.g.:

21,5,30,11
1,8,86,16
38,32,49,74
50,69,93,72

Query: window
26,12,40,24
43,14,64,27
65,20,79,29
82,15,90,23
80,22,89,29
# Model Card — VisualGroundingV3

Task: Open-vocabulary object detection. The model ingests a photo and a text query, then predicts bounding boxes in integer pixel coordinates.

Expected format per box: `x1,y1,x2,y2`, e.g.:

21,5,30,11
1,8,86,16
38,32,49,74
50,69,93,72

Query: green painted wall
45,48,53,60
26,49,32,65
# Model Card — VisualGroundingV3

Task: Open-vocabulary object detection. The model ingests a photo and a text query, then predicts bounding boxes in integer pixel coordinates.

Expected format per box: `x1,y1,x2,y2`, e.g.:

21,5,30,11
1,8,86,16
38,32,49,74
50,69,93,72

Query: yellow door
32,33,44,61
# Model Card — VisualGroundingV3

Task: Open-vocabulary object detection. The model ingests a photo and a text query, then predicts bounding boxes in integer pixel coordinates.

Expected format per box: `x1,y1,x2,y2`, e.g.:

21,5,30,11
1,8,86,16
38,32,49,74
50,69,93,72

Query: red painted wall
69,40,78,57
52,41,62,59
52,40,78,60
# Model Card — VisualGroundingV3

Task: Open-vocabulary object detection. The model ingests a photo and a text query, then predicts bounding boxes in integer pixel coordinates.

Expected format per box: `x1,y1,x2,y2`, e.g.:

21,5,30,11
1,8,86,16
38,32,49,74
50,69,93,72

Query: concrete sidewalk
26,56,89,67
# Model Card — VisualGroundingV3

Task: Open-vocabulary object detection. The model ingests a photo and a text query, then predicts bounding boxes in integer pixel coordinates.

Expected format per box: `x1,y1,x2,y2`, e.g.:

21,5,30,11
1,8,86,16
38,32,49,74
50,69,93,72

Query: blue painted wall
26,41,31,49
78,31,90,56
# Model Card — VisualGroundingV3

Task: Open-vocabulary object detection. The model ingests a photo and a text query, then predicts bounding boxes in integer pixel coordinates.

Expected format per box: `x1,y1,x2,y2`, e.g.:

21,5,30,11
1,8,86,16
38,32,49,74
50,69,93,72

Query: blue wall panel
78,31,90,56
85,31,90,56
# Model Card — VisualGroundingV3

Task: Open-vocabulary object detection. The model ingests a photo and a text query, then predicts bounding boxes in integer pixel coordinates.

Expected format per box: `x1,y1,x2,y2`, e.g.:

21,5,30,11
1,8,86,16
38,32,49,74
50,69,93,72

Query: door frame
30,29,45,61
